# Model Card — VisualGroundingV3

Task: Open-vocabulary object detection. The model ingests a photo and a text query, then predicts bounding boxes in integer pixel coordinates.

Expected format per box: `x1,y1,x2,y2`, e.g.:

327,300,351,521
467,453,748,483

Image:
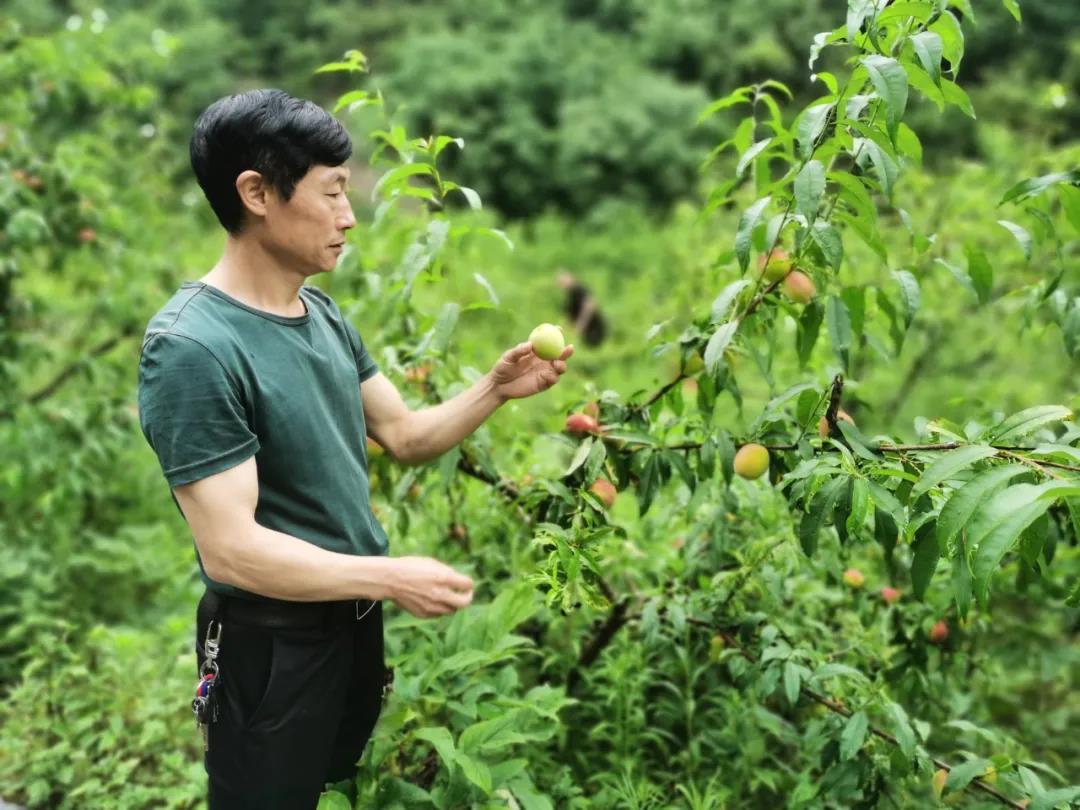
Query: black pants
195,590,387,809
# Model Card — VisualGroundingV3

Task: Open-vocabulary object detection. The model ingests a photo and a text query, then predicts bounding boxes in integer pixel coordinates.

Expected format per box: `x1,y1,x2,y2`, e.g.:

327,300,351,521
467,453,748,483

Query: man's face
261,164,356,275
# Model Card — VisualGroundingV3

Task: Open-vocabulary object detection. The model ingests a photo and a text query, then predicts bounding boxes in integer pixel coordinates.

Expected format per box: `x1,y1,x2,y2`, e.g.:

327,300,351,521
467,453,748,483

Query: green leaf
797,104,834,159
887,702,916,760
455,751,493,795
800,476,848,556
711,279,751,322
840,711,869,761
1000,171,1080,205
783,661,801,707
997,219,1032,261
941,79,976,119
564,438,594,478
1001,0,1022,23
867,480,906,530
854,138,899,200
847,478,870,537
811,222,844,271
704,322,739,372
698,87,754,124
971,486,1079,605
930,11,965,73
964,245,993,304
826,295,853,371
891,270,920,326
317,791,354,810
953,548,973,619
911,445,998,499
937,465,1028,553
911,527,940,600
737,138,773,178
988,405,1073,442
796,300,824,368
795,160,826,223
910,31,944,83
1059,185,1080,234
862,55,908,141
414,726,456,769
945,758,991,791
736,197,772,272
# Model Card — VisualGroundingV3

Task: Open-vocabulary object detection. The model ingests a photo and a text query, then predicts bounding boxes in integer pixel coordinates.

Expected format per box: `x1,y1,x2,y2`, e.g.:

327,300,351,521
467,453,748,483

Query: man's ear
235,170,269,220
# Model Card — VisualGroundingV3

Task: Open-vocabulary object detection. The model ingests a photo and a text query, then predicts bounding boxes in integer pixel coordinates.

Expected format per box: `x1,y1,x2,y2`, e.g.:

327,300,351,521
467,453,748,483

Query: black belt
202,588,379,630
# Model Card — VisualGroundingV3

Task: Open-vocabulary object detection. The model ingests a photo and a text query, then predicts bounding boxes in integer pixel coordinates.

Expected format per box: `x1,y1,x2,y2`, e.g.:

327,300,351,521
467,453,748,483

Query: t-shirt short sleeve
138,332,260,488
343,318,379,383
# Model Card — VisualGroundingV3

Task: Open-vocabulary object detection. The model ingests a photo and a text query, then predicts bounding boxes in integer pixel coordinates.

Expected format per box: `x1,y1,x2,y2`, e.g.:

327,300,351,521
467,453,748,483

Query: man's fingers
559,344,575,361
444,572,474,591
504,342,533,363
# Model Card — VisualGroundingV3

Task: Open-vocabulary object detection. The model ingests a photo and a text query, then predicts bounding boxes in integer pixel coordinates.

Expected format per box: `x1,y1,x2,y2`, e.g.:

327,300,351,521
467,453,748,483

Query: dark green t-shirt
137,281,388,601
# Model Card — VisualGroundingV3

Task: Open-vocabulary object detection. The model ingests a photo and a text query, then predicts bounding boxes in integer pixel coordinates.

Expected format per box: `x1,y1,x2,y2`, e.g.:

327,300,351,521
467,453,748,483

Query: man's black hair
190,89,352,233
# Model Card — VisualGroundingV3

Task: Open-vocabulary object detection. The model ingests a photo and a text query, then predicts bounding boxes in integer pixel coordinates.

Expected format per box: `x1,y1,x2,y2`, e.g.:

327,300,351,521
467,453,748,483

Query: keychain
193,619,223,751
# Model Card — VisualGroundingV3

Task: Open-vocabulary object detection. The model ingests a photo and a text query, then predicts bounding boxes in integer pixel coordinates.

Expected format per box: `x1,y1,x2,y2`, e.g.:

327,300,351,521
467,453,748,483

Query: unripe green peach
529,323,565,360
683,351,705,375
781,270,815,304
733,443,770,480
366,437,385,458
761,248,794,282
842,568,865,588
932,768,947,799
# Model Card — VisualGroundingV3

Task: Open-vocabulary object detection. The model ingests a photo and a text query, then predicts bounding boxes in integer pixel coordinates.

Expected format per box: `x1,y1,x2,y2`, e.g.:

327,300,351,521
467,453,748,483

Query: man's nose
337,204,356,231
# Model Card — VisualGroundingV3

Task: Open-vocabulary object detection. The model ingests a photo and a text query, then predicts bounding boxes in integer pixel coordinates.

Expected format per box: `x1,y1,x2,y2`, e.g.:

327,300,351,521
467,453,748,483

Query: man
136,89,573,809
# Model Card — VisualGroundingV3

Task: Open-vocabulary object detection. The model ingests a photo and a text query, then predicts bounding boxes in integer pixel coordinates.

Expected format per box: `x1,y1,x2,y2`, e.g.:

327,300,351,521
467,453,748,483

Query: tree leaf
826,295,853,372
1000,171,1080,205
987,405,1073,442
862,55,908,141
414,727,456,769
736,197,772,272
997,219,1032,260
891,270,920,326
946,758,991,792
937,465,1028,553
797,104,834,159
737,138,773,178
910,31,944,83
704,321,739,372
811,222,844,271
964,244,993,304
796,300,824,368
887,702,916,760
711,279,751,322
911,526,940,600
911,445,998,499
800,476,848,556
840,711,869,761
454,751,493,795
795,160,826,223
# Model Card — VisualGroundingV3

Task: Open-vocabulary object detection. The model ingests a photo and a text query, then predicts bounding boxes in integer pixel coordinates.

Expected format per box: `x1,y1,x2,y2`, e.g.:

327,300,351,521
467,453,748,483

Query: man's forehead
316,166,350,183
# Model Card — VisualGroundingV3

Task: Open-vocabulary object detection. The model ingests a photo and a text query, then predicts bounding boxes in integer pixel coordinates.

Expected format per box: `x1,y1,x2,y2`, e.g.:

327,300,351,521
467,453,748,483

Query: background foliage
0,0,1078,808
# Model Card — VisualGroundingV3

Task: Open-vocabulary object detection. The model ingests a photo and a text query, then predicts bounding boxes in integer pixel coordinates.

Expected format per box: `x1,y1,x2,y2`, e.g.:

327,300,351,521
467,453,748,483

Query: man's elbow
373,417,419,465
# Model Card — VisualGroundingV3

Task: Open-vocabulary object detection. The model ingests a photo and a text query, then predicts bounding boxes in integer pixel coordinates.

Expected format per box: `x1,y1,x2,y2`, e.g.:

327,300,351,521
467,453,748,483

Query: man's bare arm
361,371,504,466
173,456,473,615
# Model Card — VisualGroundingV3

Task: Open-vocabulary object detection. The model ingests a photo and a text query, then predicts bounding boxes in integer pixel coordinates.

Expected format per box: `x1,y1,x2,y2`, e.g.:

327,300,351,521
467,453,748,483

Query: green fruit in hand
781,270,816,304
761,248,794,282
733,443,770,480
529,323,565,360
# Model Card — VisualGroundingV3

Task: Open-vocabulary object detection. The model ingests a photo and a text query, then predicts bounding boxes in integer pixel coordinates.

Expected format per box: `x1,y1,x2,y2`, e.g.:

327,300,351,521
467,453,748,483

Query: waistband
201,588,379,630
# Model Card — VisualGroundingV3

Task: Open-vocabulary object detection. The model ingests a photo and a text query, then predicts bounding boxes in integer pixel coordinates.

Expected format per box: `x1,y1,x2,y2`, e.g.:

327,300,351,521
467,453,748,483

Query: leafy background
0,0,1078,808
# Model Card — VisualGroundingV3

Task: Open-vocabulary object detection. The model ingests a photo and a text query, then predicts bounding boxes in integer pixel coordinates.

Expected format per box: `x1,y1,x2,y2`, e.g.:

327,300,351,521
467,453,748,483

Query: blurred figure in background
556,269,607,347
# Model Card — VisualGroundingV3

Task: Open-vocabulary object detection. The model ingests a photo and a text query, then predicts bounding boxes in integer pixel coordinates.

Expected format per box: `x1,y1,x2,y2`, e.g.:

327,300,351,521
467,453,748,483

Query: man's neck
200,236,307,317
